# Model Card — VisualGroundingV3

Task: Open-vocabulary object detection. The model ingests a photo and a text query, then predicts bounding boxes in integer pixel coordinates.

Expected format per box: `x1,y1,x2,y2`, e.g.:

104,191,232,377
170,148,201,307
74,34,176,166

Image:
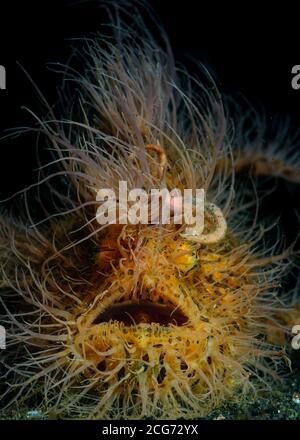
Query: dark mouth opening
93,300,189,327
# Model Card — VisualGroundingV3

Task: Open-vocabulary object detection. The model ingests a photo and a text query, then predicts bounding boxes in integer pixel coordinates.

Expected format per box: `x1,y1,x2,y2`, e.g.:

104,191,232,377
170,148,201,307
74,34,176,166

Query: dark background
0,0,299,197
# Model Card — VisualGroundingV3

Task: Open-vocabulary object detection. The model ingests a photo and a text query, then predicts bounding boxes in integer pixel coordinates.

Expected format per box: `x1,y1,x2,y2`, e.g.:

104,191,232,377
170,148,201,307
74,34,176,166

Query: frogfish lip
92,300,189,327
